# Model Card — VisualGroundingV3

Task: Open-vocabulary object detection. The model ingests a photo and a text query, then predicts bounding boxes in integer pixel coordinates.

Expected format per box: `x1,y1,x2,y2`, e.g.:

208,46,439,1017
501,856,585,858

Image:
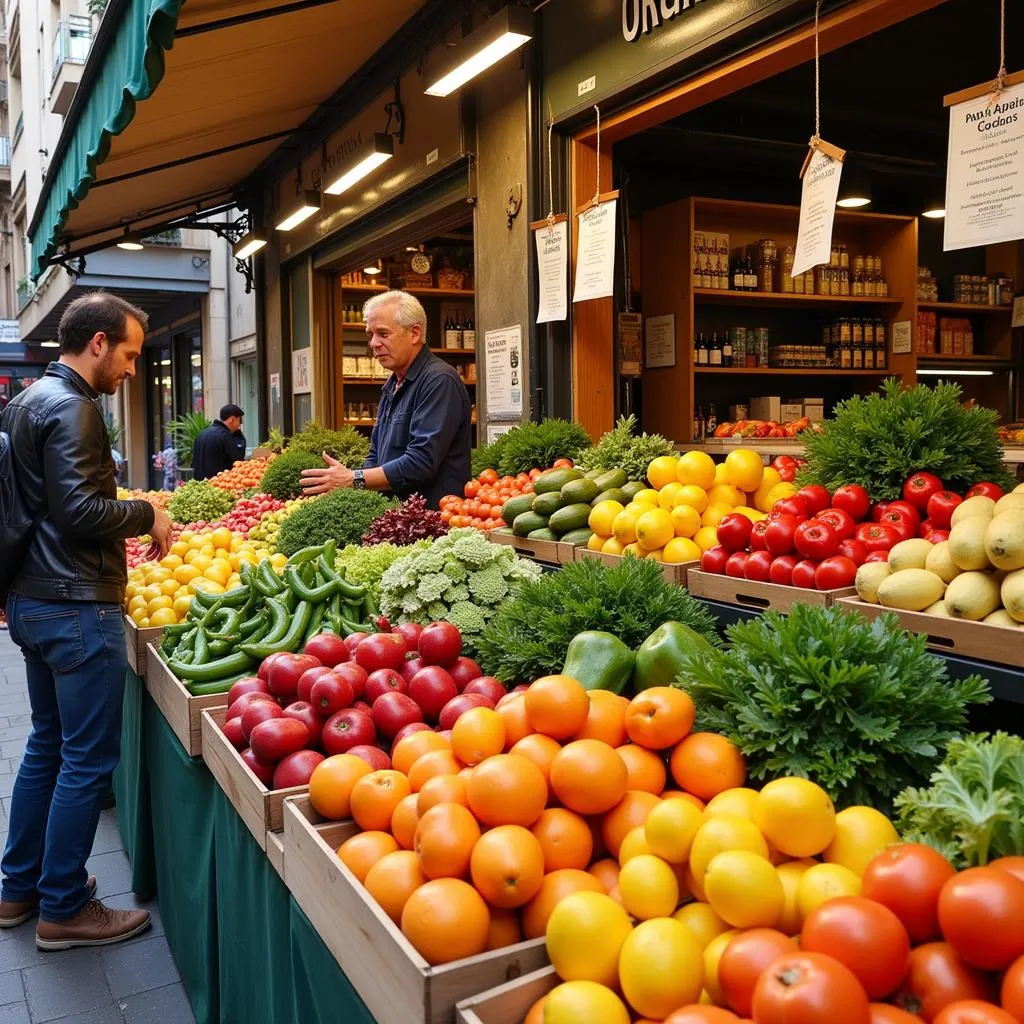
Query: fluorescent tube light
41,340,59,348
917,369,994,377
324,134,394,196
922,207,946,219
275,189,321,231
233,231,266,260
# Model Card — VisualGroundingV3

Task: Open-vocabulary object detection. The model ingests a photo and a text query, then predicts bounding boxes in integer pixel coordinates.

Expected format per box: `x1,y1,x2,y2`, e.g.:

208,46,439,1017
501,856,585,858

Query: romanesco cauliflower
468,565,510,604
446,601,488,636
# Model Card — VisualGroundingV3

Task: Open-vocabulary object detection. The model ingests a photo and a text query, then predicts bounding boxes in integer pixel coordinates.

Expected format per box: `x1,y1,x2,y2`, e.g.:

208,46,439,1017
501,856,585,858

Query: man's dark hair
220,404,244,421
58,292,149,355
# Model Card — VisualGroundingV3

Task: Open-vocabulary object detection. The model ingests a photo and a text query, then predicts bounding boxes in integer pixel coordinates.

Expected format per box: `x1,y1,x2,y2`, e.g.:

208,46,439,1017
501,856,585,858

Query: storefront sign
793,148,844,278
0,321,20,343
622,0,708,43
535,220,569,323
291,350,312,395
644,313,675,368
944,80,1024,251
484,326,524,418
573,200,618,303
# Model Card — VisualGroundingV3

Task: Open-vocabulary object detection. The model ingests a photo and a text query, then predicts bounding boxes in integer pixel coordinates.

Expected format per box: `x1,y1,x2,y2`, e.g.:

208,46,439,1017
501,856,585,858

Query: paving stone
46,1006,122,1024
119,982,195,1024
0,746,25,763
4,721,29,731
0,930,50,972
0,778,16,801
0,972,23,1006
100,935,179,1000
85,851,133,900
0,729,31,745
22,950,112,1022
0,1002,29,1024
90,814,124,858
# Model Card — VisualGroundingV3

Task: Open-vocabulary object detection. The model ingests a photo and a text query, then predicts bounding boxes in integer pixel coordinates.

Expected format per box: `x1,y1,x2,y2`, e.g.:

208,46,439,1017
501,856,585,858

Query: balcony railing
12,110,21,148
52,15,91,82
0,136,10,167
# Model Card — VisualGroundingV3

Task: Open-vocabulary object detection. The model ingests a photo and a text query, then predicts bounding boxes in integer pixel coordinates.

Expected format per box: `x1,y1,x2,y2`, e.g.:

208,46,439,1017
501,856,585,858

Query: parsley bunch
471,419,592,478
574,415,675,483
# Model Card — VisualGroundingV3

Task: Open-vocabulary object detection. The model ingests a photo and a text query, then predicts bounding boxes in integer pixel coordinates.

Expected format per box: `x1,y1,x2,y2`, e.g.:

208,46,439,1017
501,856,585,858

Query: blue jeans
1,594,126,921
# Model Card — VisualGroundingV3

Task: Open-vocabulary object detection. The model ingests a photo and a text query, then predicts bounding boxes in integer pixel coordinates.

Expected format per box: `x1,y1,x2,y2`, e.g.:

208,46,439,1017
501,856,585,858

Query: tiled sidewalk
0,633,195,1024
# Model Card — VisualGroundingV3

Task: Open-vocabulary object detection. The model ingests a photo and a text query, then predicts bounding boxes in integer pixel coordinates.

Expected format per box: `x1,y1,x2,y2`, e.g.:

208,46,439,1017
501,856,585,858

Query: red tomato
1001,953,1024,1021
904,471,945,512
752,952,871,1024
878,509,916,541
418,622,463,667
937,866,1024,971
888,500,923,529
801,896,910,1000
773,456,799,483
989,856,1024,885
464,480,480,498
861,843,956,944
479,468,499,485
794,520,839,560
726,552,749,578
894,943,996,1021
750,520,770,551
856,522,900,552
796,484,832,515
966,482,1004,500
871,501,891,522
832,484,871,522
718,928,798,1016
718,513,755,553
927,529,950,543
871,1007,926,1024
815,507,856,541
701,546,730,574
926,491,964,530
744,550,774,583
765,514,800,556
838,539,868,565
773,496,810,521
791,559,819,589
769,554,798,586
933,1001,1019,1024
920,518,938,538
865,550,891,563
815,556,858,590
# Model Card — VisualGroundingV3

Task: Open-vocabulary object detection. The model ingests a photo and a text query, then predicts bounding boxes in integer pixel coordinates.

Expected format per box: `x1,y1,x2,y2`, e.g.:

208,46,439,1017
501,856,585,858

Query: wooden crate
124,618,163,677
283,797,549,1024
686,569,855,612
144,644,231,757
265,829,286,881
456,968,558,1024
201,708,307,850
838,597,1024,667
574,546,696,586
486,531,579,566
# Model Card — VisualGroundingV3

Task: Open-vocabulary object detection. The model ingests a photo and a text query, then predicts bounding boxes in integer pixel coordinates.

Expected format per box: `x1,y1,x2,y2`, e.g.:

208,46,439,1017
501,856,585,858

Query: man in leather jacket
0,292,171,950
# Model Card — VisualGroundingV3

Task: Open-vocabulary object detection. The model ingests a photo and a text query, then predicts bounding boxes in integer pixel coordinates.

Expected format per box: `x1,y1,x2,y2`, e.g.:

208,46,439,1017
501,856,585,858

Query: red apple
390,722,433,752
240,748,275,786
364,668,408,704
267,653,322,702
331,662,368,701
272,749,325,789
496,691,523,709
310,671,355,719
249,718,309,762
302,632,349,668
372,692,423,739
448,657,484,692
297,665,333,704
438,692,494,731
282,701,323,750
512,684,530,693
394,622,424,650
462,676,506,705
257,652,291,683
352,701,372,717
418,622,462,667
346,744,392,771
226,691,278,723
343,632,368,658
355,633,408,673
227,677,269,707
408,666,459,722
240,700,283,742
400,656,425,684
222,716,247,751
321,708,376,755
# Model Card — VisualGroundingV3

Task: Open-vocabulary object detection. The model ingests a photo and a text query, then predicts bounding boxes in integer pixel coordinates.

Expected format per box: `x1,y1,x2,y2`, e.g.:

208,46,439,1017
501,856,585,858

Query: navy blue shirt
366,346,472,508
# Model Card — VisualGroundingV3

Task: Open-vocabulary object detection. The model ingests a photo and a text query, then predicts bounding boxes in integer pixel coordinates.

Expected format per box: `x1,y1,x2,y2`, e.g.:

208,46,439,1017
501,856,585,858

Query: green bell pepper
632,620,714,692
560,631,635,694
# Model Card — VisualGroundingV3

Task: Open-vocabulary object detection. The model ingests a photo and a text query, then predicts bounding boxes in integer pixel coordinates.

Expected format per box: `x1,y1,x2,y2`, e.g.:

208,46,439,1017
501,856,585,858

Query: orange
337,831,399,883
573,690,629,747
524,675,590,739
363,850,426,924
416,773,469,816
390,794,420,850
407,749,463,793
602,791,661,858
618,825,654,865
470,825,545,908
350,770,412,832
495,693,533,749
509,733,562,795
664,789,707,811
670,733,746,801
589,858,620,894
485,907,523,951
625,687,696,750
414,802,481,880
393,731,450,776
451,707,506,766
521,869,605,939
531,808,594,872
549,739,628,815
522,995,545,1024
401,878,491,965
467,754,548,828
616,744,667,795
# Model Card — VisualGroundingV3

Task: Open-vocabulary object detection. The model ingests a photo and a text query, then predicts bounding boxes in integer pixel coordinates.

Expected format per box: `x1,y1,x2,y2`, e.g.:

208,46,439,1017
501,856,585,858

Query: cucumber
561,478,599,505
594,469,628,492
593,487,628,506
501,494,536,527
621,481,647,500
532,491,566,517
560,527,595,546
534,468,583,494
513,511,549,537
549,503,593,535
583,468,605,480
491,527,515,536
527,528,560,541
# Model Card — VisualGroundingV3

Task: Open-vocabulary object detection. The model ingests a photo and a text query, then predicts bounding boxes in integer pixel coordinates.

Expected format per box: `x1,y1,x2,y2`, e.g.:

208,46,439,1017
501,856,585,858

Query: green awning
30,0,182,276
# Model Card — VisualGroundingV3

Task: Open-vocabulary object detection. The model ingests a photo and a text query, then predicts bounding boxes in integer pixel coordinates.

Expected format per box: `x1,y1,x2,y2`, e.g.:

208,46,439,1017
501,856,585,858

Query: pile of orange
307,676,748,967
206,455,276,495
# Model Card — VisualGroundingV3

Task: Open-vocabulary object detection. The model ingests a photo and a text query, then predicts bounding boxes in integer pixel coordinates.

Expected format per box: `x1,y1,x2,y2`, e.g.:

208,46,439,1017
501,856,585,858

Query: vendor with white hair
301,289,472,508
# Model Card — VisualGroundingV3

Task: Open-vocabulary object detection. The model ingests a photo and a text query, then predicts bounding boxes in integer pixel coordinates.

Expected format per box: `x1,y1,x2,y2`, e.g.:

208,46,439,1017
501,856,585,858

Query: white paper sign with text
535,221,569,323
573,200,618,303
793,148,844,278
484,326,524,418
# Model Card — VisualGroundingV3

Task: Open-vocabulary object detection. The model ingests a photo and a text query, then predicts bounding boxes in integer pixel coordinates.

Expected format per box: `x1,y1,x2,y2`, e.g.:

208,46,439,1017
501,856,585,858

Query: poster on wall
944,79,1024,251
291,349,312,395
534,220,569,323
486,422,517,444
793,146,845,278
484,326,523,418
573,199,618,302
644,314,676,369
618,312,643,376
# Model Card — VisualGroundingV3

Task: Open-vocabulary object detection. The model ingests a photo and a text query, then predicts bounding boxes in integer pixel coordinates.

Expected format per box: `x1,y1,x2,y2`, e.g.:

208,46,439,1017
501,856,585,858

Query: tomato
870,1007,925,1024
888,500,922,529
815,556,858,591
718,513,755,553
773,456,799,482
878,509,916,541
355,633,408,674
928,529,950,543
926,491,964,530
773,496,810,521
989,856,1024,885
861,843,956,944
769,555,798,586
831,485,871,522
1001,953,1024,1021
718,929,798,1016
856,522,900,552
903,472,945,512
863,549,890,563
815,508,856,541
303,632,349,668
249,717,310,762
479,469,499,485
418,622,463,667
937,867,1024,971
750,520,770,551
552,458,573,469
791,559,819,589
268,653,323,702
837,539,868,565
752,952,871,1024
796,485,832,515
765,515,799,556
871,501,891,522
933,1001,1019,1024
464,480,480,498
894,943,996,1021
966,482,1003,500
801,896,910,1000
726,552,749,578
701,546,730,574
744,550,774,583
794,520,840,560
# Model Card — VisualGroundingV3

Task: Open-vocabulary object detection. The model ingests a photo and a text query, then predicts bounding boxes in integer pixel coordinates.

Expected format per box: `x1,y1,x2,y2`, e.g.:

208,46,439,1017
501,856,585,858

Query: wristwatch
353,469,366,490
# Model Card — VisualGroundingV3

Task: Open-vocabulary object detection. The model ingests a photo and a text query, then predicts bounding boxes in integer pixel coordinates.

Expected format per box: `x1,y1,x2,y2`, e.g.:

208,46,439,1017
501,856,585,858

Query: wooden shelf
919,302,1013,315
695,367,889,376
341,321,367,329
344,416,478,427
431,348,476,355
918,353,1012,363
407,288,474,299
682,439,808,455
694,288,904,309
343,377,388,385
340,283,386,293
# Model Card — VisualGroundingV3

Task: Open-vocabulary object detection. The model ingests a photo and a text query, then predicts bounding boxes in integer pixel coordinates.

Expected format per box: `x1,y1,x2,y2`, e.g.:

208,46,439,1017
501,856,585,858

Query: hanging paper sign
618,312,643,377
793,143,846,278
943,75,1024,252
484,325,523,418
644,314,676,369
573,198,618,303
532,217,569,323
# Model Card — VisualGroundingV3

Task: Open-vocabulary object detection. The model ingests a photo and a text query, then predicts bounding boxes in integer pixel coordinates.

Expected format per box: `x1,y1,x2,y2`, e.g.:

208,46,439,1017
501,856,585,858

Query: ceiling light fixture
917,369,994,377
364,258,383,276
233,230,267,261
324,133,394,197
837,165,873,209
922,207,946,219
424,5,533,98
275,189,321,232
116,228,144,251
40,340,59,348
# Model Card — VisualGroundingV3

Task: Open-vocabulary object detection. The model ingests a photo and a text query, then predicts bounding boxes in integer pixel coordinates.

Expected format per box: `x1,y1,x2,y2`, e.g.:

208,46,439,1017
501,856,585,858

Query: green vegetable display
632,621,715,692
259,449,324,500
894,732,1024,868
798,379,1014,501
379,529,542,657
334,540,433,602
561,631,635,694
574,414,675,483
476,557,720,686
284,421,370,467
676,605,991,811
166,480,236,525
471,419,592,478
276,489,395,556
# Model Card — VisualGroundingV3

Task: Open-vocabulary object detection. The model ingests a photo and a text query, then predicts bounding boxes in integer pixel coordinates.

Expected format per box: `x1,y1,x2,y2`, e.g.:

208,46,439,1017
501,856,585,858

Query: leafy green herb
335,540,433,603
285,421,370,467
471,419,592,478
258,450,324,500
798,379,1014,501
575,414,675,483
894,732,1024,867
476,557,720,685
276,489,395,555
166,480,236,525
676,605,990,811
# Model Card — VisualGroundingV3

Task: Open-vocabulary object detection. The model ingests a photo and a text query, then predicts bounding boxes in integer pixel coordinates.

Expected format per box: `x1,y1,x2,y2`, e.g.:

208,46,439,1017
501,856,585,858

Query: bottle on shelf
875,319,888,369
463,316,476,349
731,257,745,292
863,319,875,370
696,332,709,366
851,319,864,369
706,404,719,436
722,331,733,368
709,332,723,366
444,315,460,350
694,406,704,441
744,258,758,292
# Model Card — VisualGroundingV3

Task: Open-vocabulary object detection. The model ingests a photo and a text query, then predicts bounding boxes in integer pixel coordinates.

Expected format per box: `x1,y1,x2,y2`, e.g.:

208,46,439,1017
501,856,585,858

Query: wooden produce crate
265,829,286,881
456,968,558,1024
686,569,855,612
574,546,696,586
486,530,580,566
144,644,232,757
124,618,163,677
838,597,1024,667
200,708,307,849
283,797,549,1024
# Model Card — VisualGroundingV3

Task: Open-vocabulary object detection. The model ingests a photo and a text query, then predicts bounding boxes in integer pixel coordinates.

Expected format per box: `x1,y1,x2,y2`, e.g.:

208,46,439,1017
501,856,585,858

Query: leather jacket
1,362,154,604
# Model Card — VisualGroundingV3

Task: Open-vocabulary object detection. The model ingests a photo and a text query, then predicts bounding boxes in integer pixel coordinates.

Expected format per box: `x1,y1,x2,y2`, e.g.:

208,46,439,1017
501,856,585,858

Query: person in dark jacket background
192,404,246,480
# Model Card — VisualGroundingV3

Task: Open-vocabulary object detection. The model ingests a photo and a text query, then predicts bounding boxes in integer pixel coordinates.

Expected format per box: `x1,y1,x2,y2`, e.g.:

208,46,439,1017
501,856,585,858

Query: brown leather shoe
0,876,97,929
36,897,149,950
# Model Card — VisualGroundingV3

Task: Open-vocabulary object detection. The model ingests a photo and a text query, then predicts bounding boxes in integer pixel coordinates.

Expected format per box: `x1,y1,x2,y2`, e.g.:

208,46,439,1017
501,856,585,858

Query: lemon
753,468,784,511
625,501,656,517
645,797,703,863
713,463,730,485
129,607,148,625
149,607,178,627
707,484,746,508
702,929,740,1006
612,509,640,545
756,777,836,858
647,456,680,491
694,526,720,553
704,850,785,929
172,595,193,619
587,533,606,552
589,500,624,537
635,488,661,506
675,485,709,514
618,854,679,920
823,806,899,876
622,543,643,558
725,449,765,492
636,508,674,551
764,482,798,508
545,892,632,988
776,859,817,935
671,504,701,538
701,503,734,530
733,506,767,522
689,814,770,884
673,902,730,950
543,981,630,1024
704,788,760,822
795,863,861,923
658,481,685,509
160,554,183,569
677,451,717,489
645,549,664,562
146,595,173,613
663,537,701,564
618,826,654,865
619,918,703,1020
601,537,625,556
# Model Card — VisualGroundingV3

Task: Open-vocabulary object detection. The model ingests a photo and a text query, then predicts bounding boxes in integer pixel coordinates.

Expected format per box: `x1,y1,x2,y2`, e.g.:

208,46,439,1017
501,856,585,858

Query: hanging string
813,0,822,142
995,0,1007,96
593,104,602,205
546,98,555,222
